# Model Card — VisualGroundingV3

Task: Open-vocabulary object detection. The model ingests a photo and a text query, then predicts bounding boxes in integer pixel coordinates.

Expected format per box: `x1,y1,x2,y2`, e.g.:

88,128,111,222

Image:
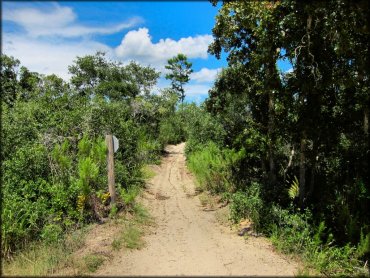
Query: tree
68,52,160,101
1,55,21,107
208,1,283,189
207,0,370,249
124,61,160,97
165,53,193,104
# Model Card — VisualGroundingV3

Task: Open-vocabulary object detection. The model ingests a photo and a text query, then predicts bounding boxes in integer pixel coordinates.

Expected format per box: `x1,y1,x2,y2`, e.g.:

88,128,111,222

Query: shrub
229,182,263,231
40,224,63,245
187,142,232,193
268,205,366,276
158,115,185,145
182,104,225,156
119,186,140,208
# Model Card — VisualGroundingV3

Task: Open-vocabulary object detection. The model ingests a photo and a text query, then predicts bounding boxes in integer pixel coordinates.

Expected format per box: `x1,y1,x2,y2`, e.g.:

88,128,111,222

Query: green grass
141,165,156,180
111,204,151,251
132,203,152,225
3,167,154,276
122,225,144,249
187,142,232,193
83,253,105,273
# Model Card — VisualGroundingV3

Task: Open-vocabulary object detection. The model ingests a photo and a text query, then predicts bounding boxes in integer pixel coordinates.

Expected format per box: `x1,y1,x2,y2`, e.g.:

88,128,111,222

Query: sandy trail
97,143,298,276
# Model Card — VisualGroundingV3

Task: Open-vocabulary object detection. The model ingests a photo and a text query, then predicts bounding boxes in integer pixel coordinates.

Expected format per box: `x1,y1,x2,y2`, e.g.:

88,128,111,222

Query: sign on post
113,135,119,153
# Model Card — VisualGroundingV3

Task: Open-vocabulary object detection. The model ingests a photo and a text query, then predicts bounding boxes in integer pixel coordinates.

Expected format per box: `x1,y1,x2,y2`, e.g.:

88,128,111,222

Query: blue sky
2,1,291,103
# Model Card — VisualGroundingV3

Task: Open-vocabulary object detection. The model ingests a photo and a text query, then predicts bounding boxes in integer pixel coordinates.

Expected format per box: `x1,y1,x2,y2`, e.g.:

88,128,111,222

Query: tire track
96,143,299,276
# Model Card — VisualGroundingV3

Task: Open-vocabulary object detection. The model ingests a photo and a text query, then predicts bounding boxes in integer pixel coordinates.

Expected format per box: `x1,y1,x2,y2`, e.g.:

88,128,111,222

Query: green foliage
1,52,177,259
123,225,143,249
119,186,140,208
288,176,299,200
182,103,226,156
199,0,370,274
1,55,21,106
159,114,185,145
269,206,366,276
41,224,63,245
357,231,370,259
83,254,105,273
109,204,118,219
132,203,151,225
165,53,193,103
229,183,263,232
187,142,232,193
136,133,162,164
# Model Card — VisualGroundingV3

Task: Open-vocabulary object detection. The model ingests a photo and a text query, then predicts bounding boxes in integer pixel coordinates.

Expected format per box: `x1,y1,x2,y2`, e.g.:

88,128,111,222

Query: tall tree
1,55,21,107
208,2,283,189
165,54,193,104
208,0,370,245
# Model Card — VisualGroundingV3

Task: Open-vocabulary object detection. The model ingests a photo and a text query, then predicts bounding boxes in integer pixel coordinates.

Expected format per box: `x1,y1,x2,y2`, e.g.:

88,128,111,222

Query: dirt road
97,143,299,276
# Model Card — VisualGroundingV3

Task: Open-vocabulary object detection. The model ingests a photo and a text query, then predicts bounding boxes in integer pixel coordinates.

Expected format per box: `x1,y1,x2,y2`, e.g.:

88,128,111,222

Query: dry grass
2,226,89,276
2,203,153,276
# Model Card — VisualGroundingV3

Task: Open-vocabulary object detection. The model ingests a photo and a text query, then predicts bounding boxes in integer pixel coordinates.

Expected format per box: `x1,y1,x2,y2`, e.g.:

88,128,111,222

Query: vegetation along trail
97,143,299,276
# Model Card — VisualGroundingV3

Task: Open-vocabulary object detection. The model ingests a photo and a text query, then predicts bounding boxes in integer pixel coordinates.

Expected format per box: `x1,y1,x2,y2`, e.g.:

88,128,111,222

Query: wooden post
105,134,116,204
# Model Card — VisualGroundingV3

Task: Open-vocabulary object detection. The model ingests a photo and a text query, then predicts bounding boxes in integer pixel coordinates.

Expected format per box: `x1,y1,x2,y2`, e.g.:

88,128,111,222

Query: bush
268,205,366,276
182,103,225,156
187,142,232,193
159,115,185,145
41,224,63,245
229,182,263,231
119,185,140,208
1,53,177,261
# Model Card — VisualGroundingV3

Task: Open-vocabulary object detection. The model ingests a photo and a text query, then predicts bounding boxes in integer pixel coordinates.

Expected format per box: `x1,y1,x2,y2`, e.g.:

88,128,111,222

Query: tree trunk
299,131,307,207
308,141,318,199
364,106,369,136
267,90,276,184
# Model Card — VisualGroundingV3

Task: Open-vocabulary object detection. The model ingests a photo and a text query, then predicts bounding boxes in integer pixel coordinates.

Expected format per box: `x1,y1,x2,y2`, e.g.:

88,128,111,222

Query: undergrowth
2,226,90,276
111,203,152,252
186,142,370,276
2,165,154,276
187,142,234,193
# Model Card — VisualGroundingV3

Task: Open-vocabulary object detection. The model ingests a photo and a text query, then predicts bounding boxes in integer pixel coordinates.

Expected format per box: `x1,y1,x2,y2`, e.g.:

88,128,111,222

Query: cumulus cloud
3,35,111,79
183,84,210,104
184,84,212,96
191,67,221,83
3,4,142,38
115,28,212,68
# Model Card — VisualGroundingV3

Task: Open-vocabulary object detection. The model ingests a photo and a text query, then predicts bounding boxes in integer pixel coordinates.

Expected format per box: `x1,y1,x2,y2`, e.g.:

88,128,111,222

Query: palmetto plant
288,176,299,200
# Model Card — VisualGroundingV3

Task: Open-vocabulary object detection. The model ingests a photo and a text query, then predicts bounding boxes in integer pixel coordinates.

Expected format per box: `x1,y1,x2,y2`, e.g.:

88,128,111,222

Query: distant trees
68,51,160,100
165,53,193,104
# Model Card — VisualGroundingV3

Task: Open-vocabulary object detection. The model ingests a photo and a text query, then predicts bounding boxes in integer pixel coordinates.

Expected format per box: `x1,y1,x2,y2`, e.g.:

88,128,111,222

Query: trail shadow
161,150,182,157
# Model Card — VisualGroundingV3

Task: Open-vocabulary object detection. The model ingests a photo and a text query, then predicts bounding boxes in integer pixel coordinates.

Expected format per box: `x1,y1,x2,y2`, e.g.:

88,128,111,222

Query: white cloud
285,68,293,73
3,35,111,79
3,5,76,30
3,4,142,38
115,28,212,69
184,84,211,96
191,67,221,83
184,84,210,104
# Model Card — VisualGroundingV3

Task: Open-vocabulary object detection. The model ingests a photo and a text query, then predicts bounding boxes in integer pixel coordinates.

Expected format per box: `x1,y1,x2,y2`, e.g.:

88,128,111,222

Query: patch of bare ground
54,206,153,275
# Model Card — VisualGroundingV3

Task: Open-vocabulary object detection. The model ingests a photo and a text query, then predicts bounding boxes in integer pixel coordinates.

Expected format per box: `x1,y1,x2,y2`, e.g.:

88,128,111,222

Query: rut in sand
96,143,299,276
